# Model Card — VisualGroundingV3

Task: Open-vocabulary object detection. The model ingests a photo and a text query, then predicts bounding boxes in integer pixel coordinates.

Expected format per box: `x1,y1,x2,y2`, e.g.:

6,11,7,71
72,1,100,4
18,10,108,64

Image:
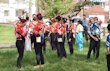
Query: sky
89,0,105,2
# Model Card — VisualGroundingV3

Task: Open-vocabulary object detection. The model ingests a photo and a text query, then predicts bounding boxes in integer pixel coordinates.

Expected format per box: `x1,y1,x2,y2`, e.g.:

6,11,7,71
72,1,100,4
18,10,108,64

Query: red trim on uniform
69,18,72,20
37,13,41,15
56,14,59,18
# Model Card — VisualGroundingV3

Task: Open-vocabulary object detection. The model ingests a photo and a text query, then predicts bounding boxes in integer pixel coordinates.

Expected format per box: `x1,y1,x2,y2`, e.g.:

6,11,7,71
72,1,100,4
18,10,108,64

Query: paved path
0,23,13,27
0,43,52,49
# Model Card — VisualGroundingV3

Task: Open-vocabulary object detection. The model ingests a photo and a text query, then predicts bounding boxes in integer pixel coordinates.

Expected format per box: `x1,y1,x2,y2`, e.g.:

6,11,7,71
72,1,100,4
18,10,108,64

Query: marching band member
13,16,24,27
61,17,67,57
30,14,38,48
92,17,103,56
86,17,102,61
26,16,30,27
94,17,102,26
55,15,66,58
67,18,75,55
67,18,72,41
53,15,60,51
50,18,56,50
15,19,27,69
106,24,110,71
33,13,44,68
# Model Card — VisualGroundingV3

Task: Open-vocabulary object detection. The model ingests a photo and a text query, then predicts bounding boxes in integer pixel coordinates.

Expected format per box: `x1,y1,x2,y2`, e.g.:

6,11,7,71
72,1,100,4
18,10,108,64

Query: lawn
0,42,107,71
0,24,88,45
0,24,16,44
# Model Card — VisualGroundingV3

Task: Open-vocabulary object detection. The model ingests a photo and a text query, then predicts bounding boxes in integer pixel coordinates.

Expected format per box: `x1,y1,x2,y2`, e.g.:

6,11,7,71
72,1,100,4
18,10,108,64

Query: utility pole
36,0,40,13
81,0,83,18
17,0,19,17
108,0,110,19
52,0,54,4
29,0,32,21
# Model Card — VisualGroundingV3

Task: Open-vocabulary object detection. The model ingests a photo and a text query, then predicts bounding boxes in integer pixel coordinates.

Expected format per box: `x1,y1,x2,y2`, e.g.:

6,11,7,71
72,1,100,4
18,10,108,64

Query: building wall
0,0,36,23
84,0,109,23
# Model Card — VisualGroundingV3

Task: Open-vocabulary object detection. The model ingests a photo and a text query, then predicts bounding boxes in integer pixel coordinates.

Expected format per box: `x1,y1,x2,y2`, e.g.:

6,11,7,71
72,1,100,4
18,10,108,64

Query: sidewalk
0,43,51,49
0,23,13,27
0,44,16,49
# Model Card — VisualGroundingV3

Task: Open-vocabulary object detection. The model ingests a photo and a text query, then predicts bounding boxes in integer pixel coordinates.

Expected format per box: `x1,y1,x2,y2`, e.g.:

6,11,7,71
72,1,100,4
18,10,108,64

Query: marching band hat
69,18,72,21
89,17,94,20
37,13,41,16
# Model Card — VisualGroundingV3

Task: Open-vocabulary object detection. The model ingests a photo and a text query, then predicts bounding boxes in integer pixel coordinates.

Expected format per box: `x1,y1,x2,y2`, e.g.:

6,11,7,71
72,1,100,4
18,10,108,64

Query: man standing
82,14,88,43
86,17,102,61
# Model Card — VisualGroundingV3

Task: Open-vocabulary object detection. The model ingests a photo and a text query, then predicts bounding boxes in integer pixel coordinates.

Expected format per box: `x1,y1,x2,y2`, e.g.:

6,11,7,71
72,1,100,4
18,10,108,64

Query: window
94,2,100,5
102,2,104,7
15,9,23,17
94,2,105,6
4,10,9,16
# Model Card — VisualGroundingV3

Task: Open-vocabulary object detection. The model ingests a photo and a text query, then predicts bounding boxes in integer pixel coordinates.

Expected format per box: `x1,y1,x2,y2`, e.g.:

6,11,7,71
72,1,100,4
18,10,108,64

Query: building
0,0,36,23
84,0,109,23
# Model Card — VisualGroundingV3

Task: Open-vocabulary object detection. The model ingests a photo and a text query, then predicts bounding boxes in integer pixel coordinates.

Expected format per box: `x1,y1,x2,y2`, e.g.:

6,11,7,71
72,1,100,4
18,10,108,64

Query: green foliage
72,1,94,12
39,0,75,18
0,42,107,71
107,19,110,23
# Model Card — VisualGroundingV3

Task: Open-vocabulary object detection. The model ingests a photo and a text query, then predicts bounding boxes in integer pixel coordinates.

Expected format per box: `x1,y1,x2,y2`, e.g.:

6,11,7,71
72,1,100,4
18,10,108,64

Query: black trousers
93,47,96,55
30,34,36,48
51,33,56,50
57,35,66,58
54,33,58,49
63,35,67,57
68,33,74,55
107,54,110,71
34,43,44,65
83,26,88,41
16,40,24,68
87,37,100,59
67,33,69,40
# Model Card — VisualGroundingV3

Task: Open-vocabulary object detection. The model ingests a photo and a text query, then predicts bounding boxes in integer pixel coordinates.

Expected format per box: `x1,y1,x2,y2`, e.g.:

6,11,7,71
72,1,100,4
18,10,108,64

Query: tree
68,0,94,18
39,0,75,18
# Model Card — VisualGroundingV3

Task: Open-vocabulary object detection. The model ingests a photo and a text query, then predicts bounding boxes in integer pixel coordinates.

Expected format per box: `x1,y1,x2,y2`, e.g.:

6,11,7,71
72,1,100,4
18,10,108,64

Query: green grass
0,25,16,44
0,42,107,71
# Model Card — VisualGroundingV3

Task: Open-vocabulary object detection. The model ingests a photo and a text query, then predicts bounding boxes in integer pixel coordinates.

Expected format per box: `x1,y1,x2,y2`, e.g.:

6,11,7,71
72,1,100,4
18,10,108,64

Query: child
76,20,83,51
106,24,110,71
